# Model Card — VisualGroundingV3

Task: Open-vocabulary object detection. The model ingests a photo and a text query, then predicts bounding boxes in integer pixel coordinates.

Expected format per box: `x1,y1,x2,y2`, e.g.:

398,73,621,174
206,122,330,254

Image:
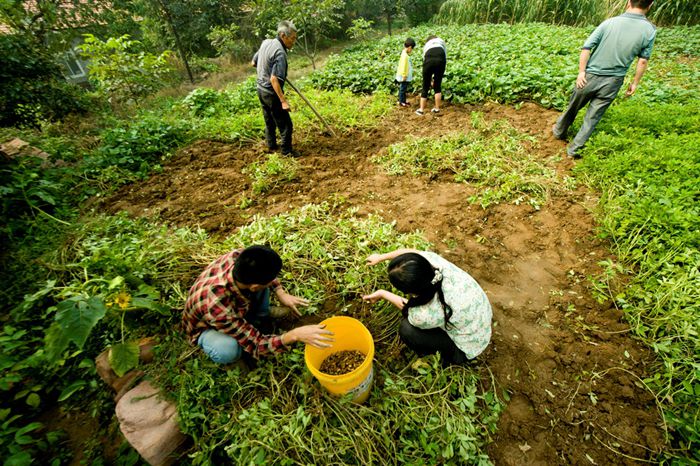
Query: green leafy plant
287,0,345,69
0,153,78,243
38,213,206,376
244,153,300,195
182,87,221,117
311,24,700,110
0,33,87,126
346,17,374,40
80,34,174,105
577,98,700,460
84,111,190,183
374,115,562,208
145,203,502,464
207,24,251,63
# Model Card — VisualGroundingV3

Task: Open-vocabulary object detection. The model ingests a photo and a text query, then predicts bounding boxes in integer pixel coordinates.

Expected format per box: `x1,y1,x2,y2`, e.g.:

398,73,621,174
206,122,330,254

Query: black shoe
552,124,567,141
282,149,301,158
265,145,279,153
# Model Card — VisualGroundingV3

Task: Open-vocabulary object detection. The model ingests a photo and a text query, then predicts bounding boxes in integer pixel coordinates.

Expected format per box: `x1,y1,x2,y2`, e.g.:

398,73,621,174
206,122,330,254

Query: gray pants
553,74,625,157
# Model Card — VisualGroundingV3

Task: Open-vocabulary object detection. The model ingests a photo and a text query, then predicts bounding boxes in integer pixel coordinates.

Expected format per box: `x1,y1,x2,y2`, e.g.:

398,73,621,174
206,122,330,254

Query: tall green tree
287,0,345,69
402,0,445,26
127,0,246,81
374,0,401,35
0,0,138,46
131,0,244,57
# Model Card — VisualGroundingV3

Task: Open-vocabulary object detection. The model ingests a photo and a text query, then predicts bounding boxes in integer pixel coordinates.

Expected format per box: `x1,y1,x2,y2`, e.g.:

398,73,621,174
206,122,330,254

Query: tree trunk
386,13,393,36
153,0,194,84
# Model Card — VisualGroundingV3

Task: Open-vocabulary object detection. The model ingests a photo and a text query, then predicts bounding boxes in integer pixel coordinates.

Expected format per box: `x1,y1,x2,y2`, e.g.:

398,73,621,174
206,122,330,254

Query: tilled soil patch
98,101,666,464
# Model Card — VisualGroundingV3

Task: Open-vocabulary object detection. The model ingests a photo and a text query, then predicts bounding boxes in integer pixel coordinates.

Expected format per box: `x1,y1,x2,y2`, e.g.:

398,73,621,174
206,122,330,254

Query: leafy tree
0,0,138,46
0,0,142,126
0,34,85,126
375,0,401,35
128,0,246,80
402,0,445,26
208,24,239,56
346,17,374,40
148,0,195,83
287,0,346,69
207,24,253,63
79,34,173,105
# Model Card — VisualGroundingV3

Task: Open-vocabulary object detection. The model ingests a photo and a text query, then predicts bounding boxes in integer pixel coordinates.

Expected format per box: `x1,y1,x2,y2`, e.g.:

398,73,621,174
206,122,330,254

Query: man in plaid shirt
183,245,333,364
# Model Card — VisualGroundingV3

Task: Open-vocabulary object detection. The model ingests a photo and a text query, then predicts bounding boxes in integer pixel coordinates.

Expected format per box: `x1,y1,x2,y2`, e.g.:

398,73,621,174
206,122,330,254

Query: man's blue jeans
553,74,625,157
197,288,271,364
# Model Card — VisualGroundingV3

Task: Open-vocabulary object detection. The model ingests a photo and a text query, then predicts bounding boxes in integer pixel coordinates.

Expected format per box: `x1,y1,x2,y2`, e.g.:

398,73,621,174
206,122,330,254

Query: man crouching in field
183,245,333,365
553,0,656,158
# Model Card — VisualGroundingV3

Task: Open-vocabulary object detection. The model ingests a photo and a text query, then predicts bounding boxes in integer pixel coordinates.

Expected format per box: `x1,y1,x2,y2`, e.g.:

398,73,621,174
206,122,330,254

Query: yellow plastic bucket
304,316,375,403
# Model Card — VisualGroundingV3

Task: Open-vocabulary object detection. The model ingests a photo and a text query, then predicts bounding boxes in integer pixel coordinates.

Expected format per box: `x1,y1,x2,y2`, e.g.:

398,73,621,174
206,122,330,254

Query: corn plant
433,0,699,26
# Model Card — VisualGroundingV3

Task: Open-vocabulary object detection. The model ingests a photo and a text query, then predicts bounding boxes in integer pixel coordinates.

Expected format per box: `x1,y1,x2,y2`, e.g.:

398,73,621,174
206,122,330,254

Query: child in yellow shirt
395,38,416,107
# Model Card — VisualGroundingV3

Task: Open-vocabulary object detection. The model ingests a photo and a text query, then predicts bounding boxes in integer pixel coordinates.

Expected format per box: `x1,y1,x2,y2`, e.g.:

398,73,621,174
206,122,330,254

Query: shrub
0,34,86,127
84,112,190,181
80,34,174,105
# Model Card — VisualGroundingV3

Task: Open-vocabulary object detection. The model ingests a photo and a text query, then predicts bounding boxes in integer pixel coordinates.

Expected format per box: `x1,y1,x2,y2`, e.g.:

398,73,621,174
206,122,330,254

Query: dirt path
99,102,666,464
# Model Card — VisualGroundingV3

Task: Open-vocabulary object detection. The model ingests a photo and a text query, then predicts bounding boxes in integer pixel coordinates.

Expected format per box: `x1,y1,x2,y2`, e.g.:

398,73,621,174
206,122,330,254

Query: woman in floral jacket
363,249,492,365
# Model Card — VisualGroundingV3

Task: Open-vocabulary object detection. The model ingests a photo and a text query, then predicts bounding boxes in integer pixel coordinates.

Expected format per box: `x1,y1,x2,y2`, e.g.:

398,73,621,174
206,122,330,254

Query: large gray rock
115,380,186,466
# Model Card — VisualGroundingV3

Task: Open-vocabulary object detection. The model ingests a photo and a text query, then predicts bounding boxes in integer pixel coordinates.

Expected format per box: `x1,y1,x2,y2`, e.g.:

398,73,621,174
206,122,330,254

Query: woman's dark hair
404,37,416,48
232,245,282,285
387,253,453,327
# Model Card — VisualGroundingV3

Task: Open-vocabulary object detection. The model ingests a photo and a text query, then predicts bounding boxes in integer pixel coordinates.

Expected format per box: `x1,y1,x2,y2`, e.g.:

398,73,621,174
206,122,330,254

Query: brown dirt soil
320,350,366,375
97,100,667,464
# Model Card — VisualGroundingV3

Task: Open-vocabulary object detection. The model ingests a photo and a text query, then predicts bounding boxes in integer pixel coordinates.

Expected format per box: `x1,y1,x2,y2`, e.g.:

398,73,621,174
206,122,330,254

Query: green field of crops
1,17,699,465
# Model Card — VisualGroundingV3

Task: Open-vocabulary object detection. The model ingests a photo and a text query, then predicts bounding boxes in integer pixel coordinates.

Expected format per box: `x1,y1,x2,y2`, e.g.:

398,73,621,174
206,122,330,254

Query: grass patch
144,203,503,464
373,113,564,208
244,153,300,195
177,77,395,144
577,100,700,460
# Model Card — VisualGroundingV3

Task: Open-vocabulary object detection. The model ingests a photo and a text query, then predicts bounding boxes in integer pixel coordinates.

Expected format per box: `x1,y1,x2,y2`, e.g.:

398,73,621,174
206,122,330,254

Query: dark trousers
257,89,293,153
421,56,446,98
399,318,467,365
553,74,624,156
398,81,409,104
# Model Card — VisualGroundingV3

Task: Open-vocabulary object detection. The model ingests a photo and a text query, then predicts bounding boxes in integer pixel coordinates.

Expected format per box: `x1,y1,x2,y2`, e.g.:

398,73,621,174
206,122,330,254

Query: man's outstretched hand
276,291,308,317
283,325,334,348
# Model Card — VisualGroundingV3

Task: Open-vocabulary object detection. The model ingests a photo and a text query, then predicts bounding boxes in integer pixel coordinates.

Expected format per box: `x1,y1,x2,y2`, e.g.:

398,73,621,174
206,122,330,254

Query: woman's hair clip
431,269,443,285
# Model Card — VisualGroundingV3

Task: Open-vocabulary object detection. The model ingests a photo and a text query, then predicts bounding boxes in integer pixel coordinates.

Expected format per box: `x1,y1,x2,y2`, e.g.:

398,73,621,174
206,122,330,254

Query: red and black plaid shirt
182,250,286,359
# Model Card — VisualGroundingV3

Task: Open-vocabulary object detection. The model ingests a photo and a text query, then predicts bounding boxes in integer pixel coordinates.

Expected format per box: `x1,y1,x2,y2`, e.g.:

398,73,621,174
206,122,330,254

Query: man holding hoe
183,245,333,365
553,0,656,158
252,20,300,157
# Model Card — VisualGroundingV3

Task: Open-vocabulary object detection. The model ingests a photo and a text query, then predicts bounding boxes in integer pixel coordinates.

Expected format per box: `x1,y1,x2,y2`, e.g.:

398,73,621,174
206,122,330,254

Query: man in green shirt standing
553,0,656,158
